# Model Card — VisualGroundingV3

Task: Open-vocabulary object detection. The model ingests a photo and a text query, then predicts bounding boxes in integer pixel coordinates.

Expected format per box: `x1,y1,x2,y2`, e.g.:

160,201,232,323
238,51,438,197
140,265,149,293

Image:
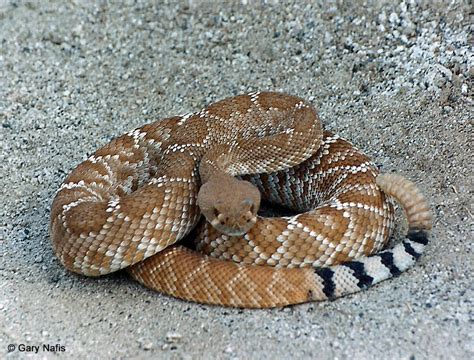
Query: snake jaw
208,208,259,236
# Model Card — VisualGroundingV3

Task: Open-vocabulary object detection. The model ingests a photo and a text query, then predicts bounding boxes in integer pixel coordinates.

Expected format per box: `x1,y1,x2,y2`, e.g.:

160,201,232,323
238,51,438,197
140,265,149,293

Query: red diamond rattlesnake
50,92,432,308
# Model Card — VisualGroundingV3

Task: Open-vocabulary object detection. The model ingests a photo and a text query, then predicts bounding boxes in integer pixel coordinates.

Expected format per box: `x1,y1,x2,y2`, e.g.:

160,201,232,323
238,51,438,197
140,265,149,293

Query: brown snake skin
50,92,432,308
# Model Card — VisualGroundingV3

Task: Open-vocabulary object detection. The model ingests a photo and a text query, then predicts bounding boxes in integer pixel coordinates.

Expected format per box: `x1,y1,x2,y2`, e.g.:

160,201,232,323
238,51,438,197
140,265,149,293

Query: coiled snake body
50,92,432,308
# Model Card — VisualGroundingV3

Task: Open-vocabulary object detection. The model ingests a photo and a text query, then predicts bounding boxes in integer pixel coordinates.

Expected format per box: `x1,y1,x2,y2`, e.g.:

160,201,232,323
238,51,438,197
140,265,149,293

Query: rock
165,332,182,344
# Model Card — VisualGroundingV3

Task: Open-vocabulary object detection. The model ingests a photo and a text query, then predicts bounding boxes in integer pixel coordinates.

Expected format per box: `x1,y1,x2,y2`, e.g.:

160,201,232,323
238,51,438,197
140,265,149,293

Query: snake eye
213,208,220,218
242,199,255,211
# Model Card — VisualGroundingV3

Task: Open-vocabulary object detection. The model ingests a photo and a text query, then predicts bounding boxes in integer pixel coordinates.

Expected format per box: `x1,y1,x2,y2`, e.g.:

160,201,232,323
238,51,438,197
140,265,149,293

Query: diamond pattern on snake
50,92,432,308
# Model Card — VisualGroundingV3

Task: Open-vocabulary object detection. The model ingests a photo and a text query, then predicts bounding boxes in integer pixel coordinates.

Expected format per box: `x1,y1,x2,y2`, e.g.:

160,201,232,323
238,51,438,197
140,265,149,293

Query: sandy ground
1,1,472,359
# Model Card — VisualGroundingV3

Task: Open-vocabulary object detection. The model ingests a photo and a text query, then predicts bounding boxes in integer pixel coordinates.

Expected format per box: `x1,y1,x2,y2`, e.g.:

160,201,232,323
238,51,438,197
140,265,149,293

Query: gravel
1,1,472,359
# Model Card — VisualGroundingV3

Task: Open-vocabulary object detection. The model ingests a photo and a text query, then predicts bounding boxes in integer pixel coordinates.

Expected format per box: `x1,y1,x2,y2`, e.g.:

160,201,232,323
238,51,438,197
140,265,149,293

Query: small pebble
165,332,182,344
141,342,153,351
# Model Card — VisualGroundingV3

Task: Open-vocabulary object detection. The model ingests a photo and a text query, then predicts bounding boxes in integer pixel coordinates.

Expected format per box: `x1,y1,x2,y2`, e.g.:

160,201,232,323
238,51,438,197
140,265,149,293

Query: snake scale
50,92,432,308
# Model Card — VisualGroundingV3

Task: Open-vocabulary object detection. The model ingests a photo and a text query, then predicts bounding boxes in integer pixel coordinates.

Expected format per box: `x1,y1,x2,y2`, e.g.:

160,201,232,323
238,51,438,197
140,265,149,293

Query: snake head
197,178,261,236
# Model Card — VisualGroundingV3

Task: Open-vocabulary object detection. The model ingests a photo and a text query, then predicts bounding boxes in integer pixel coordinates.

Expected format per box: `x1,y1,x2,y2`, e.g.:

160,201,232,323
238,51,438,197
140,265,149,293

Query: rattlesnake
50,92,432,308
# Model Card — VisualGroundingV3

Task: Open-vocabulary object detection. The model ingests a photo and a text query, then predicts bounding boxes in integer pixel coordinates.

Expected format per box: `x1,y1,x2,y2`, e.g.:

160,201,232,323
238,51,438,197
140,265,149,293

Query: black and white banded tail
312,174,432,300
